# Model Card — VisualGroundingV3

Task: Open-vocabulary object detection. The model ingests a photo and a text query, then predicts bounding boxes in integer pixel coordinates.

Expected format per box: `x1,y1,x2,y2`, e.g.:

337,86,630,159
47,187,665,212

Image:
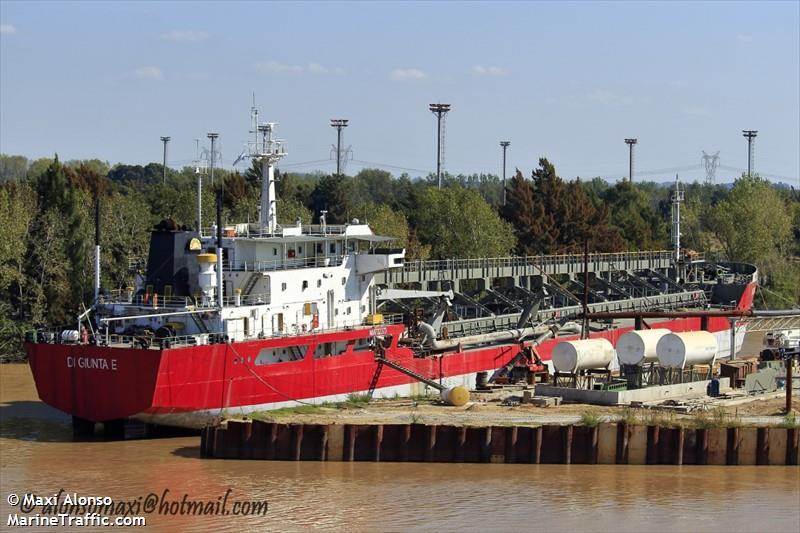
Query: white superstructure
94,109,405,345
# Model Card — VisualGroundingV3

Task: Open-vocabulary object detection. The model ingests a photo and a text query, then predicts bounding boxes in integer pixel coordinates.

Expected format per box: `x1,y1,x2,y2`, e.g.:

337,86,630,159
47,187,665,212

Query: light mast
247,106,287,234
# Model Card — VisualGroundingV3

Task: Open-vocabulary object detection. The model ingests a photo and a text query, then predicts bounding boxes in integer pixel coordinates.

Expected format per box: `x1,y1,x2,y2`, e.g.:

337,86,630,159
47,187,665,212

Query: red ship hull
26,280,755,428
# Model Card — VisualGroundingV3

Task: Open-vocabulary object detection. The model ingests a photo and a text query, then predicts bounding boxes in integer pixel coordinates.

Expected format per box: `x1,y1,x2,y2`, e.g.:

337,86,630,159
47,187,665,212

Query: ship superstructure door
326,290,335,328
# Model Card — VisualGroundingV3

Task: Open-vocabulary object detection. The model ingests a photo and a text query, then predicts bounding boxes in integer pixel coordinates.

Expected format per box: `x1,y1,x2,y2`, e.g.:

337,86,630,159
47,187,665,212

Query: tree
502,159,623,254
35,158,91,302
0,154,28,183
277,198,313,226
603,181,668,249
309,175,355,223
0,182,37,320
416,186,516,259
502,170,544,255
708,175,792,264
101,192,153,291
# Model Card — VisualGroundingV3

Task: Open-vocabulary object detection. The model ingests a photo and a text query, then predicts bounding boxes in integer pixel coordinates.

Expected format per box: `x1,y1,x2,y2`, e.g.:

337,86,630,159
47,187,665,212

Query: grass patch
685,408,742,429
579,409,601,428
344,393,372,405
642,409,677,428
620,407,640,426
779,411,799,429
249,404,327,419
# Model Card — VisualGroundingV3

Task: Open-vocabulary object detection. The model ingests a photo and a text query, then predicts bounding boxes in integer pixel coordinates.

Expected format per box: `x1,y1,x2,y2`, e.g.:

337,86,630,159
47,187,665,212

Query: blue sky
1,1,798,184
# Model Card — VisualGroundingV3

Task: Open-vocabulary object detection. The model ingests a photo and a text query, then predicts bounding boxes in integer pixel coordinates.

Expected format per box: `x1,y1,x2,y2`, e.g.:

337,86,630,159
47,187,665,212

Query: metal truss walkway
375,250,674,289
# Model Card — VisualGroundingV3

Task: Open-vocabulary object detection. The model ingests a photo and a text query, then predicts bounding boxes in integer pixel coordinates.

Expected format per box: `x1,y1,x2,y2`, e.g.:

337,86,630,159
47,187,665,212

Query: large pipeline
584,309,800,319
418,321,582,351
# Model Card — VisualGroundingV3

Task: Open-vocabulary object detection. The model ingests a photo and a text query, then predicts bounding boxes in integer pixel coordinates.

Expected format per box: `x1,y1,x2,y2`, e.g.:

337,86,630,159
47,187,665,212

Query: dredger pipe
419,324,554,351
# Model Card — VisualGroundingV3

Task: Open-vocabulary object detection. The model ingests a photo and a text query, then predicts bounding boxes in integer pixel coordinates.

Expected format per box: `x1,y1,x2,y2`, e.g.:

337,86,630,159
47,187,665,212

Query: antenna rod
197,173,203,237
160,136,170,184
208,132,222,308
94,195,101,303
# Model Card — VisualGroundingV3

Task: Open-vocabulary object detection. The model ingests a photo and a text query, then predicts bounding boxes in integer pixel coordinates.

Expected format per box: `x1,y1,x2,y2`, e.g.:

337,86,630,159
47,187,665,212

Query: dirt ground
242,387,797,427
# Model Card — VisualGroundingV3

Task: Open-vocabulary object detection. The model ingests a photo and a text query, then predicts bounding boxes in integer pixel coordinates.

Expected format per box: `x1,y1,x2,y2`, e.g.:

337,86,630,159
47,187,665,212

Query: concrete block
531,396,560,407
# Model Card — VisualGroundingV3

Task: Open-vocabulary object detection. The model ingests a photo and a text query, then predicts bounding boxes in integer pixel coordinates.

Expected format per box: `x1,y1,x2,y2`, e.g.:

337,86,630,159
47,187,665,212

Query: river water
1,363,798,532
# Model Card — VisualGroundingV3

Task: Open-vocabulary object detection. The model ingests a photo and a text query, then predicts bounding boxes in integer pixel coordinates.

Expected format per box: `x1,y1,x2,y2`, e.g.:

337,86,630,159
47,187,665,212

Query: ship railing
399,250,675,273
102,331,226,349
223,256,344,272
24,325,226,349
98,291,197,309
201,224,350,238
221,292,272,307
379,313,405,325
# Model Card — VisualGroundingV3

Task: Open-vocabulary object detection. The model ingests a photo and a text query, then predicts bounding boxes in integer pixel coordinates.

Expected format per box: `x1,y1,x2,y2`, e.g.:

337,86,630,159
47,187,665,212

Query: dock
201,417,799,466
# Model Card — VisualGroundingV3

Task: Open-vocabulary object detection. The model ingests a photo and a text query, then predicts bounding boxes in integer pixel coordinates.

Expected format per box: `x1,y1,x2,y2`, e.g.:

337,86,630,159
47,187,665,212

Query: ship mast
247,105,287,235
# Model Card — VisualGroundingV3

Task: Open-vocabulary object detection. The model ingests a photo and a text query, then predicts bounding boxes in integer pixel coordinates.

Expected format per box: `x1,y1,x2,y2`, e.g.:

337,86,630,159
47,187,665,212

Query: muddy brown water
2,349,799,531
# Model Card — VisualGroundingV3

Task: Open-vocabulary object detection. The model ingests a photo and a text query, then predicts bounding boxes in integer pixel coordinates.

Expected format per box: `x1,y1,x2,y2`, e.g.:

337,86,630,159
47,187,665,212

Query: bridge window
317,279,322,288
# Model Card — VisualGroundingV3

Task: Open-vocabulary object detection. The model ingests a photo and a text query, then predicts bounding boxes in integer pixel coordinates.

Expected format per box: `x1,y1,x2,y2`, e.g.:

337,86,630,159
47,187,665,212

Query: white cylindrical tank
552,338,615,373
197,253,217,305
656,331,718,369
616,329,671,366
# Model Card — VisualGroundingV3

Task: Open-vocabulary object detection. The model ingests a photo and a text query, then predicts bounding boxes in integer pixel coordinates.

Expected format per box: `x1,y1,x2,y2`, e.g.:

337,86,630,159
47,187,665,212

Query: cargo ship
25,109,758,431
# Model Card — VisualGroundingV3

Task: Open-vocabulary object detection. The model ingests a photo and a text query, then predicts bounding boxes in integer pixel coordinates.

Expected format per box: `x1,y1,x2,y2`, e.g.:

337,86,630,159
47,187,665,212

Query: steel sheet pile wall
201,420,799,466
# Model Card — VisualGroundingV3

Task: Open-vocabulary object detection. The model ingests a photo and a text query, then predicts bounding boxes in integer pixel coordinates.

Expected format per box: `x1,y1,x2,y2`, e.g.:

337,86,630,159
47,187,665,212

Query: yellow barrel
197,253,217,263
440,386,470,407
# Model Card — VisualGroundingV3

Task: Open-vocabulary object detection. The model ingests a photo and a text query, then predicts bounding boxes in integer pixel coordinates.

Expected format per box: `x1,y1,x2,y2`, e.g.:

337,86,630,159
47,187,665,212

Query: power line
350,159,429,174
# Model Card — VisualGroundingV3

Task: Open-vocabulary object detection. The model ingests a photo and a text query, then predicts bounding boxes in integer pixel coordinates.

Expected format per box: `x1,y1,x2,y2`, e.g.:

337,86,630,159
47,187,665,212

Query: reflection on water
2,363,799,532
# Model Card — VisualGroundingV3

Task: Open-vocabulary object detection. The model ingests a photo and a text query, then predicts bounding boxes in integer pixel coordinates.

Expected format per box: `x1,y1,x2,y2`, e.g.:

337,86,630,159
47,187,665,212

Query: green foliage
502,159,624,254
416,186,516,259
603,181,668,249
277,197,313,226
579,409,601,427
0,154,29,183
310,175,355,223
343,393,372,405
779,411,799,429
708,175,792,264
